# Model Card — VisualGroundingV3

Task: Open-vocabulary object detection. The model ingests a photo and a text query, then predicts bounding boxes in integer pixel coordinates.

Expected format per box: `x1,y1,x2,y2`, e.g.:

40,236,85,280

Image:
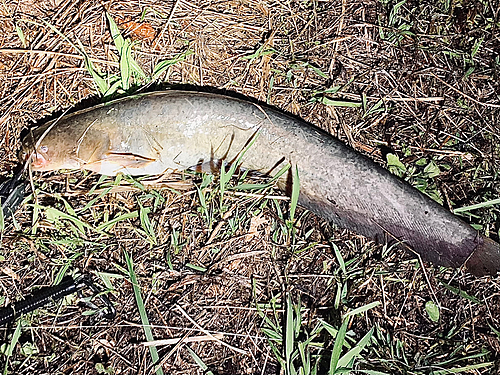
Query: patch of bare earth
0,0,499,374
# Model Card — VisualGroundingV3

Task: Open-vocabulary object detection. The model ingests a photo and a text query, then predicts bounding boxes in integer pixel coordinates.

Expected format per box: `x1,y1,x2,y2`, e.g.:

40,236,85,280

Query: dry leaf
1,266,20,280
245,213,268,240
121,20,156,41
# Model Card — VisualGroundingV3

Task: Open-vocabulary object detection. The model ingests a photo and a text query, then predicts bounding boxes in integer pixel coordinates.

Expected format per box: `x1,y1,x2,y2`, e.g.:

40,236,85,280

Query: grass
124,249,163,375
364,324,494,374
0,0,499,374
256,291,378,375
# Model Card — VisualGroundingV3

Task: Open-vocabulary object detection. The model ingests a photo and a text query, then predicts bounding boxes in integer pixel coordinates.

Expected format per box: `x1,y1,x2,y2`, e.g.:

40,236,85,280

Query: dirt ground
0,0,499,374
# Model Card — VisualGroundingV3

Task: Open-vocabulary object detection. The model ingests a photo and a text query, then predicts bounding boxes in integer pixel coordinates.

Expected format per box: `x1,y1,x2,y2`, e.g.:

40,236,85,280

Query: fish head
20,124,82,171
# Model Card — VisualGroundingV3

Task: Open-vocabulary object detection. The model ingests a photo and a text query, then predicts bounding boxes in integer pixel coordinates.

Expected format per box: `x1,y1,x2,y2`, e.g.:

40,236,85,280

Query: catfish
21,91,500,276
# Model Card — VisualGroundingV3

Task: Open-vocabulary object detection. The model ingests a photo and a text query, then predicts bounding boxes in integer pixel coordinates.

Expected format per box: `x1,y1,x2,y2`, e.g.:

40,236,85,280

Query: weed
255,289,378,374
386,153,445,204
361,324,494,374
124,249,163,375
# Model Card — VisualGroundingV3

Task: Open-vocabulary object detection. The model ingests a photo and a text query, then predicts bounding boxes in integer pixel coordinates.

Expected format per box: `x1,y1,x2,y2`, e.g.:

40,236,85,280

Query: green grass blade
288,165,300,226
241,45,275,60
76,39,109,94
319,320,338,338
138,201,157,245
337,327,374,368
220,132,260,208
44,206,101,235
152,50,194,81
14,24,27,47
79,186,114,213
314,97,362,107
437,280,482,304
453,198,500,213
123,249,164,375
298,341,310,374
127,50,148,81
185,263,207,272
106,12,126,52
54,252,82,285
330,317,349,373
285,293,295,375
433,362,494,374
488,323,500,339
106,12,147,89
119,42,132,90
0,200,4,233
233,163,290,191
185,346,215,375
2,321,22,375
332,243,346,274
345,302,381,318
97,210,138,232
425,300,440,322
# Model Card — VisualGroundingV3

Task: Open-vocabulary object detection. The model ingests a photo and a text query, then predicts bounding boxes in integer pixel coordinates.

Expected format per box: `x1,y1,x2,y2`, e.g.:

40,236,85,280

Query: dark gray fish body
22,91,500,276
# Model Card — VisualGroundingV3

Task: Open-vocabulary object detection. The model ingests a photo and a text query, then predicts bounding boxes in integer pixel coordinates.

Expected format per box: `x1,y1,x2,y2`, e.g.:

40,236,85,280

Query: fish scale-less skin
22,91,500,276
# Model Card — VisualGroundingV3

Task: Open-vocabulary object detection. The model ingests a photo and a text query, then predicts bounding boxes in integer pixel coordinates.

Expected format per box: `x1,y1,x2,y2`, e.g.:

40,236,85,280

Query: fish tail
465,236,500,276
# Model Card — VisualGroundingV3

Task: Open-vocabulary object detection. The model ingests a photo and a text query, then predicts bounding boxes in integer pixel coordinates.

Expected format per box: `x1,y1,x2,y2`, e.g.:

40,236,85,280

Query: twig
0,48,119,67
142,333,224,346
175,303,248,355
430,73,500,108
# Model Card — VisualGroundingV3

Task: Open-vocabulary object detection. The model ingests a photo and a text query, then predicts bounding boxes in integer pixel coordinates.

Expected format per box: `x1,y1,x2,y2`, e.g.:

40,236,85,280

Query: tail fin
465,236,500,276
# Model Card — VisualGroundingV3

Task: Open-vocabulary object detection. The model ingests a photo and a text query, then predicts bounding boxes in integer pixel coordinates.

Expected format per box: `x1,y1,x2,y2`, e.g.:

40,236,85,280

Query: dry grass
0,0,499,374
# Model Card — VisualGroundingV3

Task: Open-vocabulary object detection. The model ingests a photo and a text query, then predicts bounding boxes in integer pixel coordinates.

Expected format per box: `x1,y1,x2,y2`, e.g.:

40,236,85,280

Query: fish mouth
30,152,49,170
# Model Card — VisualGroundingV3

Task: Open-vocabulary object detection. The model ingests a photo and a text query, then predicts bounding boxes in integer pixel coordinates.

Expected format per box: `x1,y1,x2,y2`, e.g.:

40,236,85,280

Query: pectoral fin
83,152,157,175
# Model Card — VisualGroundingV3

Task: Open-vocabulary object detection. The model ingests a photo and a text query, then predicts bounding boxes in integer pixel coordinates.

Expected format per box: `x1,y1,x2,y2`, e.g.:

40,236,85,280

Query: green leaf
386,153,406,175
423,160,440,178
332,243,346,274
138,201,157,245
119,42,132,90
44,206,100,234
20,342,39,356
97,210,139,232
425,300,440,322
233,163,290,191
488,323,500,339
54,252,82,285
241,45,276,60
261,327,282,341
106,12,147,89
471,37,483,58
301,62,328,79
0,200,4,233
106,13,126,51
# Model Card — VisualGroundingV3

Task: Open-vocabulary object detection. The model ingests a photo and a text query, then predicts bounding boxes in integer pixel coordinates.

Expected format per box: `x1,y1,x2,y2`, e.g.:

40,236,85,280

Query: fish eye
39,145,48,153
